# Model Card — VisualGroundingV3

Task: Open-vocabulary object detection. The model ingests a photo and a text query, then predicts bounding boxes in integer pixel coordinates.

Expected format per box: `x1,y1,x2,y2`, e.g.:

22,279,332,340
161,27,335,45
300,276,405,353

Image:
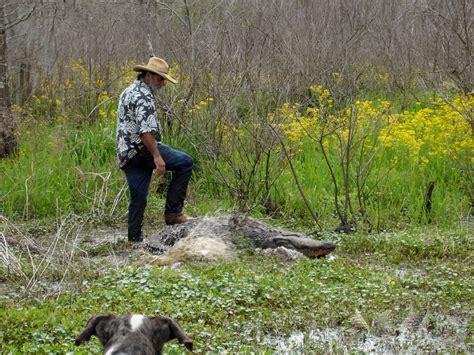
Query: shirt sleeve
135,93,159,135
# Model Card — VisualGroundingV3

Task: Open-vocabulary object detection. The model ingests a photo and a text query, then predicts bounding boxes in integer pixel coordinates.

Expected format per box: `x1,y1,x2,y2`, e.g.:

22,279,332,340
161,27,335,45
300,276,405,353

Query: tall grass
270,141,471,229
1,110,470,230
0,119,126,222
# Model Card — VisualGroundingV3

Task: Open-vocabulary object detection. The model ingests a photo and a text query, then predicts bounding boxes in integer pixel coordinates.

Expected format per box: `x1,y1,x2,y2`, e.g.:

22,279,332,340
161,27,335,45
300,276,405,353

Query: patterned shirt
116,80,162,168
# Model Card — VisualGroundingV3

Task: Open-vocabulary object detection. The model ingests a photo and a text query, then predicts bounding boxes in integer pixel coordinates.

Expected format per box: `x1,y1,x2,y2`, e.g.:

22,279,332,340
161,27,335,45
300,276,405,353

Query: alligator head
259,235,336,258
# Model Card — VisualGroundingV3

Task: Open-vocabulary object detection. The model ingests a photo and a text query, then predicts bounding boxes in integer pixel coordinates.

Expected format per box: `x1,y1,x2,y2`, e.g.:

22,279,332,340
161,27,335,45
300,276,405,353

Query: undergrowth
1,248,472,353
1,77,472,230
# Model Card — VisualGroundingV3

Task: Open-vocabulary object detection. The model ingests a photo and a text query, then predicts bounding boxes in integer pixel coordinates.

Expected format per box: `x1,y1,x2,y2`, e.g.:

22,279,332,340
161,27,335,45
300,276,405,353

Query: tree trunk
0,3,17,158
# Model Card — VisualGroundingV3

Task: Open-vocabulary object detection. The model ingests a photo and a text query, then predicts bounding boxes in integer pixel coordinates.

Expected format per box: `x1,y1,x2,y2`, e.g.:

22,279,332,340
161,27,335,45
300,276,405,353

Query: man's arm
141,132,166,176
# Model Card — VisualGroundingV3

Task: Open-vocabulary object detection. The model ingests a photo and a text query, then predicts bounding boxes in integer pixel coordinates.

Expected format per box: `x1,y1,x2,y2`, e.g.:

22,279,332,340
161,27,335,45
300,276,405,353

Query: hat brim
133,65,178,84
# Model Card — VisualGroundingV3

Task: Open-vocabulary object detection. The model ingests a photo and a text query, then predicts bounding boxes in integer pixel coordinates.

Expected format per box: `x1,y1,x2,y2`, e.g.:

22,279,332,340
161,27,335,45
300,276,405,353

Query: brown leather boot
164,214,193,225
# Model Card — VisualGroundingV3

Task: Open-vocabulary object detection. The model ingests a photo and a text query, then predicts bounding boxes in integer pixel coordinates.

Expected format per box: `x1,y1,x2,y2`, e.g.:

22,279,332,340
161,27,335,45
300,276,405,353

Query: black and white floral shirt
116,80,162,168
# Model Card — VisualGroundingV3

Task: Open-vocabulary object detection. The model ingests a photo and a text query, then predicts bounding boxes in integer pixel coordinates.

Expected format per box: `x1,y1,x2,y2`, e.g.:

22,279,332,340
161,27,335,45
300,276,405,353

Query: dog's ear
75,314,115,346
152,316,193,351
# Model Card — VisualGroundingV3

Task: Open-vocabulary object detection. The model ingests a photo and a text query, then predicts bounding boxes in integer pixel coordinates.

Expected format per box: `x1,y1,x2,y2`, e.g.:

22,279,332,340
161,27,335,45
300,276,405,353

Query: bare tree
0,0,38,157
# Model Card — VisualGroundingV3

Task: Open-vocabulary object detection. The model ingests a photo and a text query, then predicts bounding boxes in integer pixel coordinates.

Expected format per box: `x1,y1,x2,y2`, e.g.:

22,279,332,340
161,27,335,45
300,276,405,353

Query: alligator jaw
261,235,336,258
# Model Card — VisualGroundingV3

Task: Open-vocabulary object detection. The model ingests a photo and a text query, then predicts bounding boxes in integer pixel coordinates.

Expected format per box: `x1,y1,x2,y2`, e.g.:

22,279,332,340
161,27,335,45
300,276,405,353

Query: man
116,56,194,243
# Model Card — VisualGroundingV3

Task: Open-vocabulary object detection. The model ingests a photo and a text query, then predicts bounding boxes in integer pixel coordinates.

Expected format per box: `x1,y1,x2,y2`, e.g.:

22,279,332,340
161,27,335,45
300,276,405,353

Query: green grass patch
1,245,472,353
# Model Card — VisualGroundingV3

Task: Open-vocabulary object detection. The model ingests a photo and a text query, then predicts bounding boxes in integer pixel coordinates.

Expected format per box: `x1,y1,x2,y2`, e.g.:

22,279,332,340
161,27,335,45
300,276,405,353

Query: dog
75,314,193,354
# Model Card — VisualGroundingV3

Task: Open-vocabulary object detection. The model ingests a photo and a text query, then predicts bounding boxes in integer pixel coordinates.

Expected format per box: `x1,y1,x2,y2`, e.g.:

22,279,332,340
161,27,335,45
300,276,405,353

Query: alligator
143,215,335,265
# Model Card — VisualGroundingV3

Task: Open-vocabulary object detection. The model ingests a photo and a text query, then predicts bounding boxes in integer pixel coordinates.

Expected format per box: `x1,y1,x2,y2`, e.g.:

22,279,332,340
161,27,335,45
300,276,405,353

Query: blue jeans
122,143,193,241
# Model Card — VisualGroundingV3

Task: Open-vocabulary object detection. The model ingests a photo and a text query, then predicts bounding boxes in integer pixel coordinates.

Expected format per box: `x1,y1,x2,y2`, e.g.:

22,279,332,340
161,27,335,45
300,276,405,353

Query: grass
1,228,472,353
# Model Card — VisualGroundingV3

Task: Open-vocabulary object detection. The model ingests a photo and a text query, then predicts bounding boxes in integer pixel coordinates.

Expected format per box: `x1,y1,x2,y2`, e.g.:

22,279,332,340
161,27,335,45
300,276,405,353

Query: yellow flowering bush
269,102,309,142
380,95,473,164
214,122,244,146
266,84,472,226
95,91,117,126
188,97,213,113
268,86,335,151
271,84,472,166
97,91,110,119
67,61,136,97
13,61,140,124
271,85,391,152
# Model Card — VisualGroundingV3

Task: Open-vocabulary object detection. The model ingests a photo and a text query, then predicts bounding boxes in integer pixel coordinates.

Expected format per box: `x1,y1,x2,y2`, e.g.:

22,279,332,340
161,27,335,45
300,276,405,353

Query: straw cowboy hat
134,57,178,84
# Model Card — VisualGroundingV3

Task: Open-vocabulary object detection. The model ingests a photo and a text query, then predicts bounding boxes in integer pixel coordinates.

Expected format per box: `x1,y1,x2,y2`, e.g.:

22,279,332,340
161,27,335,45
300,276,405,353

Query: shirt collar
134,79,153,95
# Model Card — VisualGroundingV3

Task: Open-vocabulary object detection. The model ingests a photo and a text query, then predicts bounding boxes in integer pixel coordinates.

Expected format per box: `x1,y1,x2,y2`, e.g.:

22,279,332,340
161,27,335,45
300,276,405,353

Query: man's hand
141,132,166,176
154,155,166,176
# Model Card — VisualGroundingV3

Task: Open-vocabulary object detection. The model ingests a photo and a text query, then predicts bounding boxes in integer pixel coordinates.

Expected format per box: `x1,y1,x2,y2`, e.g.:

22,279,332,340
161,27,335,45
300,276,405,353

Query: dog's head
75,314,193,354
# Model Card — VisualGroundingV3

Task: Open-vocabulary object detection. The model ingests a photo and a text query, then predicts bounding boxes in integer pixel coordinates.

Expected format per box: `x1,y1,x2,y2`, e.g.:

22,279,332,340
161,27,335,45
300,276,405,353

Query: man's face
146,72,166,91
